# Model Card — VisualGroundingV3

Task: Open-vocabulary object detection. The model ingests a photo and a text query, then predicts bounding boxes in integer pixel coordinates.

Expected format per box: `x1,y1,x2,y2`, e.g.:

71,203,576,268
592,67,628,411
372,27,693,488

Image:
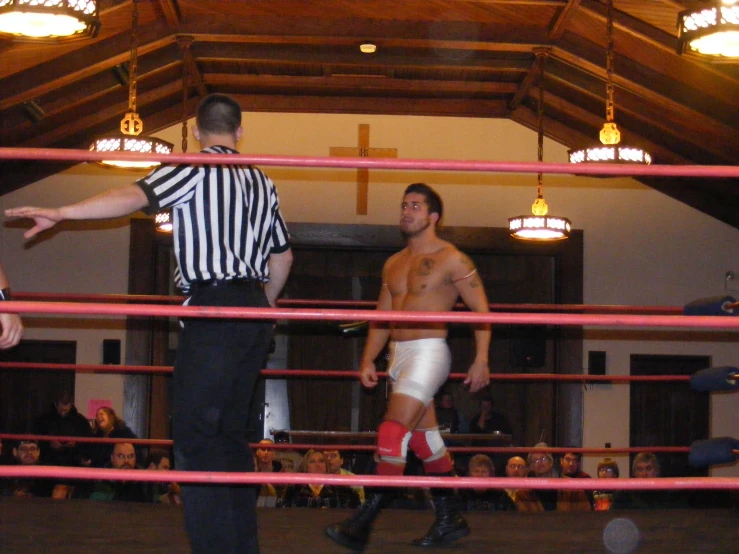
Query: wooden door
630,354,710,477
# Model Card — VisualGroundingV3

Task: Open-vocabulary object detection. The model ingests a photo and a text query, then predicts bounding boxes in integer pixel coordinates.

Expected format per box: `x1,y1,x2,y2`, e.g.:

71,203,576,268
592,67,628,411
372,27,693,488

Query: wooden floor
0,498,736,554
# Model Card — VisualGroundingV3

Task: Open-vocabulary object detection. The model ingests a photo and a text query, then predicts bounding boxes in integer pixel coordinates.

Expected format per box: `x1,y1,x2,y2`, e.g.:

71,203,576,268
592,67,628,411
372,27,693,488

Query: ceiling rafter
177,35,207,98
0,1,735,228
548,0,582,40
158,0,181,28
507,48,551,111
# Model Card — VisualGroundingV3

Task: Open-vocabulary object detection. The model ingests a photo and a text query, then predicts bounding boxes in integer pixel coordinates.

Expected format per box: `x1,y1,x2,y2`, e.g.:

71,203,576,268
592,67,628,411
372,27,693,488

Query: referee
6,93,293,554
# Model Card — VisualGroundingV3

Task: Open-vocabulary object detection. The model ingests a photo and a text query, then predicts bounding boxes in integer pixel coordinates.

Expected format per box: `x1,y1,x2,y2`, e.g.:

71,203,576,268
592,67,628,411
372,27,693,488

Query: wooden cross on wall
329,124,398,215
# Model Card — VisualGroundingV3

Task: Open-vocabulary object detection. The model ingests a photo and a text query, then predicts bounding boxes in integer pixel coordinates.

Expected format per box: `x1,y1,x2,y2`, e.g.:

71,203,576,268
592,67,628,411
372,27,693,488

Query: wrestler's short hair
404,182,443,220
196,93,242,135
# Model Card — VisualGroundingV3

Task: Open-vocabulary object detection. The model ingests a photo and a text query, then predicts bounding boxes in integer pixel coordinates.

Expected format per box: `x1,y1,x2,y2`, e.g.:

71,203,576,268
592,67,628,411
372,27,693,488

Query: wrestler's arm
5,185,149,239
452,252,491,393
0,262,23,350
358,267,393,388
265,249,293,307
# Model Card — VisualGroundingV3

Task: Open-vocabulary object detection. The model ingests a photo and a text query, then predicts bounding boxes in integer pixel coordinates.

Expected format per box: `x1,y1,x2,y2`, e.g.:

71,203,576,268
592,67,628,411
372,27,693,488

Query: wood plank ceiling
0,0,737,228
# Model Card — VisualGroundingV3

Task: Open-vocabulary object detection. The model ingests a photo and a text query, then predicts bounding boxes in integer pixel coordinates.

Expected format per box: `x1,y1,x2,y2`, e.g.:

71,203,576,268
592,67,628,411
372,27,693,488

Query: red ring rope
1,147,737,178
13,292,691,314
0,362,694,382
0,466,735,491
0,434,693,455
2,301,738,328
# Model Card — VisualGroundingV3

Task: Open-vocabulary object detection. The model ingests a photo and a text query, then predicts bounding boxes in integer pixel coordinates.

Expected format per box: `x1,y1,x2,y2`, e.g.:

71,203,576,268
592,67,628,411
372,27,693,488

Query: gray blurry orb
603,518,640,554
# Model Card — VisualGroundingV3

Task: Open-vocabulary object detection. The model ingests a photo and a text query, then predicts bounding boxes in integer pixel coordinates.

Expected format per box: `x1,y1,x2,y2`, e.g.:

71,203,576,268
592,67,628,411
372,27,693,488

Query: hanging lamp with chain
509,49,571,241
568,0,651,167
89,0,172,169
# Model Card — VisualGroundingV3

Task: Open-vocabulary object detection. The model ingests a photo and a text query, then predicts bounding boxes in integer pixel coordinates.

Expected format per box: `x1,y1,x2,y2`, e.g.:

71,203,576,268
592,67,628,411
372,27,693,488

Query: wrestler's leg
376,392,429,475
326,391,427,550
409,403,469,548
408,402,454,475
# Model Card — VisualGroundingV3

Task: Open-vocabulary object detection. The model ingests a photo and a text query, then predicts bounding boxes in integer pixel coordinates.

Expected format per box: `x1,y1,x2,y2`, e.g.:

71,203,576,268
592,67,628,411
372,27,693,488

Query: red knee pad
377,420,411,459
409,429,453,473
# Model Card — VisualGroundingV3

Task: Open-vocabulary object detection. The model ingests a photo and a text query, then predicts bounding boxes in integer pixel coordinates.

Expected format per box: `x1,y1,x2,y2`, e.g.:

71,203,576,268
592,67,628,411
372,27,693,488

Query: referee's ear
235,126,244,141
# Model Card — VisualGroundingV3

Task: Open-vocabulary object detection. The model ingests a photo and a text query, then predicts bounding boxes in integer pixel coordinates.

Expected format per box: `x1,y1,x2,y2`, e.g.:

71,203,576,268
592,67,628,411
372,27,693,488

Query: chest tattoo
417,257,436,276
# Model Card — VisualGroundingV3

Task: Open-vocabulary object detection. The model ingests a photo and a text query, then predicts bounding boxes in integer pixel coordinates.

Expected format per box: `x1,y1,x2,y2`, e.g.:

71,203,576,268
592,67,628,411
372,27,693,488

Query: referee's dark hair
196,93,242,135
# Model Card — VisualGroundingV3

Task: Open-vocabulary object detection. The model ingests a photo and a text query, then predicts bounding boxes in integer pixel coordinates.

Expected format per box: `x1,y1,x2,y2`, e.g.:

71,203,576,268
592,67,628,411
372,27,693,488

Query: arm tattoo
454,254,480,286
451,268,477,284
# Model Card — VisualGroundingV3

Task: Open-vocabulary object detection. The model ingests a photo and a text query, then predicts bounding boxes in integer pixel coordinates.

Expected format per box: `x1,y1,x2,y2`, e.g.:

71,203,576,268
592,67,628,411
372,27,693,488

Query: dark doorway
0,340,77,434
630,354,710,477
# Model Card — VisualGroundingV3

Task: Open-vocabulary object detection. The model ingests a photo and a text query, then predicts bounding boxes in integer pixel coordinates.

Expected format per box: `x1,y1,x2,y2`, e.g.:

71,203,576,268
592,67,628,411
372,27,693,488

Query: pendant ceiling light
568,0,651,167
89,0,172,169
509,50,571,242
0,0,99,41
678,0,739,59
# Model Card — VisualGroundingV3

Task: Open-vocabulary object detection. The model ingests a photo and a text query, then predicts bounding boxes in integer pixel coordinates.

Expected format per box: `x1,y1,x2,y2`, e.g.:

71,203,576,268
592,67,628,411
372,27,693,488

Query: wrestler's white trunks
387,338,451,406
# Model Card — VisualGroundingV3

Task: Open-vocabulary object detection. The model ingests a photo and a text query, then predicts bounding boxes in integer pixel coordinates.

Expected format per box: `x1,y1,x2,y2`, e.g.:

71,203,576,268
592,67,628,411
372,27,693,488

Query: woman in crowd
280,449,360,509
86,407,138,468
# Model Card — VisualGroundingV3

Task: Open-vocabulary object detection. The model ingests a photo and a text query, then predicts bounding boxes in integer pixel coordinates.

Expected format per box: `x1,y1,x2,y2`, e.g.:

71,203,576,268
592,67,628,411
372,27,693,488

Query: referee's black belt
190,277,264,290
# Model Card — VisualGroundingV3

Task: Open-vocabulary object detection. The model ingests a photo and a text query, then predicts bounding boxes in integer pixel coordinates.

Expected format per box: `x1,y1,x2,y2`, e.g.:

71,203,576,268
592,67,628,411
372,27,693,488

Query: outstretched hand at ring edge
5,207,63,239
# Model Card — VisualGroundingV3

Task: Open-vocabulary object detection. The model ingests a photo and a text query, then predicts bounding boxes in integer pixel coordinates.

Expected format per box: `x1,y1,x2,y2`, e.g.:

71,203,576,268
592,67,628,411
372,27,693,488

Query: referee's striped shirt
136,145,290,291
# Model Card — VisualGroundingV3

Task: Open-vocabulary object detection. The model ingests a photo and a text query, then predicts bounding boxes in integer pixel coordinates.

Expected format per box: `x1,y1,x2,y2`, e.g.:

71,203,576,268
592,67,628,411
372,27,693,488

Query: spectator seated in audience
593,457,620,511
255,439,283,507
272,431,303,473
612,452,688,510
460,454,500,511
86,406,138,469
434,390,460,433
89,442,150,503
34,390,93,469
469,397,512,435
527,443,557,511
557,450,592,512
324,448,365,504
146,449,181,505
280,449,360,509
498,456,543,512
2,440,52,498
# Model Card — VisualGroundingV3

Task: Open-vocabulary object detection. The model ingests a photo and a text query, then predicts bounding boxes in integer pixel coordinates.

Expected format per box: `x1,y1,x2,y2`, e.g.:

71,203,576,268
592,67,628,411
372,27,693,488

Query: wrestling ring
1,148,738,553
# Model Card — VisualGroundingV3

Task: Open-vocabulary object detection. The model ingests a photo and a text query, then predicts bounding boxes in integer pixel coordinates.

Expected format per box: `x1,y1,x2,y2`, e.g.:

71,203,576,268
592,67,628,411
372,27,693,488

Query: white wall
2,113,737,477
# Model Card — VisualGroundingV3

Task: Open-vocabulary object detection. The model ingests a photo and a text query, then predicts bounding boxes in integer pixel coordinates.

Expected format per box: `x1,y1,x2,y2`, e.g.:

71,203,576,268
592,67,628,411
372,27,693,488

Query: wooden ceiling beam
579,0,739,89
548,0,582,40
544,65,739,163
177,36,208,98
19,81,182,147
176,17,546,48
193,42,533,72
0,22,176,111
507,48,551,111
223,95,510,118
204,73,519,96
553,37,739,129
158,0,181,28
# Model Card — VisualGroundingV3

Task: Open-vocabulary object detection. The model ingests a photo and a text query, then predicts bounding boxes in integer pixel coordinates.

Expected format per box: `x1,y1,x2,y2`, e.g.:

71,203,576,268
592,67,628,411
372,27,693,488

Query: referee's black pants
173,283,272,554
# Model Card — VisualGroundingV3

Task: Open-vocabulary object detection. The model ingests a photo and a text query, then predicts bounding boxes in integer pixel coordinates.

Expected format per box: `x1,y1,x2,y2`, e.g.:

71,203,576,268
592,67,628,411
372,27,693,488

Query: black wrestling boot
412,489,470,547
326,491,387,551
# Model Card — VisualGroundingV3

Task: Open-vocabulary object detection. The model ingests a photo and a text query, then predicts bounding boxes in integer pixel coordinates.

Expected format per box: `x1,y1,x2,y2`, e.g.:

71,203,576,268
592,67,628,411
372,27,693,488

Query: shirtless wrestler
327,182,491,550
